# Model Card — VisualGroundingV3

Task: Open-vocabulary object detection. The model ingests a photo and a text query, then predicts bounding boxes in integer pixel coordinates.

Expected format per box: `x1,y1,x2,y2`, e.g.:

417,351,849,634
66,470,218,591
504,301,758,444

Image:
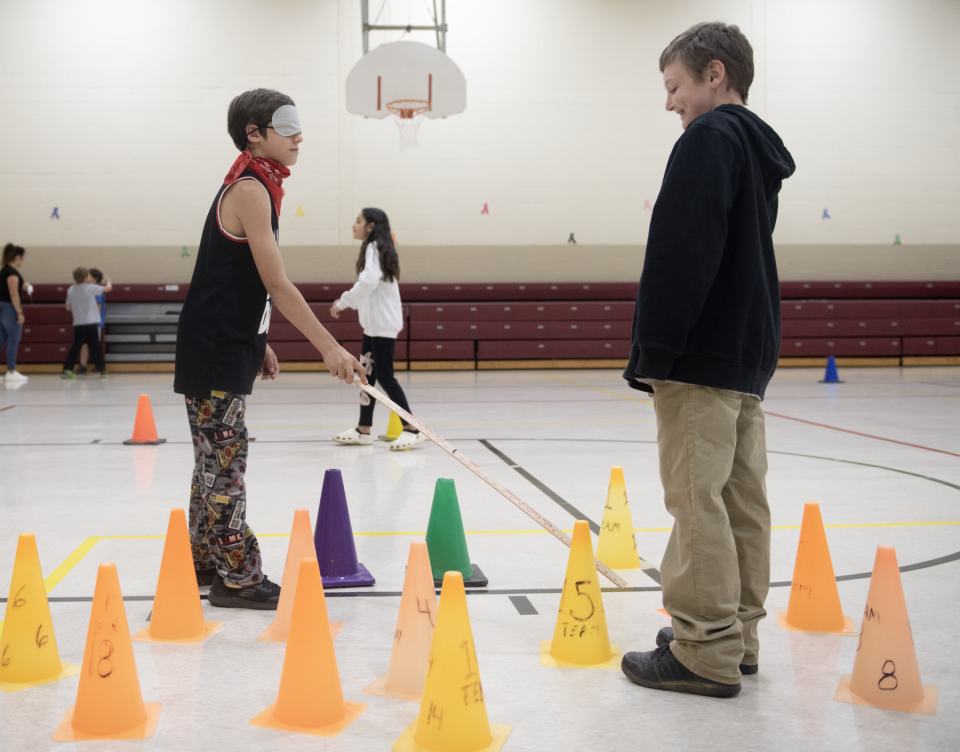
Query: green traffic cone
424,478,488,587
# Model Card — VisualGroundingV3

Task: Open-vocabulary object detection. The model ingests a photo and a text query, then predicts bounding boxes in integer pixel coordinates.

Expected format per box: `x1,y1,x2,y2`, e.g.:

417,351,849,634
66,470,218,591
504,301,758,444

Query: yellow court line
543,374,654,405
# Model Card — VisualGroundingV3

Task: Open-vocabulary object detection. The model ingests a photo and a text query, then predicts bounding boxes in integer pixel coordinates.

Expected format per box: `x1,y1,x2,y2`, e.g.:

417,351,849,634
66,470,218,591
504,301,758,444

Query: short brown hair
227,88,295,152
660,22,754,104
2,243,24,266
73,267,88,284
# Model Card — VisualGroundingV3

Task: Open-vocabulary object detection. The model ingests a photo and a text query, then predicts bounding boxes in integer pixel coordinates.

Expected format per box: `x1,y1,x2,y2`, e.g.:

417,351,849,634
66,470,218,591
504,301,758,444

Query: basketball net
388,99,430,149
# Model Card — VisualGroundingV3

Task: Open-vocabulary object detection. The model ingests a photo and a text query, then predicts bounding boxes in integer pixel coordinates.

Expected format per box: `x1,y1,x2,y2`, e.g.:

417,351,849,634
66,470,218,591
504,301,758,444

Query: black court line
14,551,960,607
509,595,539,615
478,440,600,534
479,439,662,585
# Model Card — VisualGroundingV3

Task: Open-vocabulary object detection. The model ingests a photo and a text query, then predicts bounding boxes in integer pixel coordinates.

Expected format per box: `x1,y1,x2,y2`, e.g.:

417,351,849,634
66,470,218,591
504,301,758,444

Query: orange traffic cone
541,520,621,669
132,509,222,643
392,571,511,752
834,546,938,715
776,503,856,635
363,541,438,701
0,533,80,692
123,394,166,445
259,509,343,642
52,563,162,741
249,558,367,737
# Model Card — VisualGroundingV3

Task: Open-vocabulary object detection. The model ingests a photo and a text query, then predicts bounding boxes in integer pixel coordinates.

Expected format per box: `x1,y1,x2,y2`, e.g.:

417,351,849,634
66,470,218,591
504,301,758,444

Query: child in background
77,268,107,374
619,22,795,698
62,266,112,379
331,208,424,451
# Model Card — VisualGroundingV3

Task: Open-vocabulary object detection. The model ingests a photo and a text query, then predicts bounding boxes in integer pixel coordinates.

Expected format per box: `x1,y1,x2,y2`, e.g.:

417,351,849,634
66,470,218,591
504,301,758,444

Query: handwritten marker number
878,660,898,691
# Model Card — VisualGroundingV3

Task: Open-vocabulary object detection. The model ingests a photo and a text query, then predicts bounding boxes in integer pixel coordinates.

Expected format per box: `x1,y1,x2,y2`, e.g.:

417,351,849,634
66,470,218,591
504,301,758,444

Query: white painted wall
0,0,957,273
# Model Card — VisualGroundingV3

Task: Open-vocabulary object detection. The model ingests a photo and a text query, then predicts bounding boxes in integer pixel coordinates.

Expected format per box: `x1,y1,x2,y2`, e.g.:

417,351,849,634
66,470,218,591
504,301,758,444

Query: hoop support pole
357,382,629,589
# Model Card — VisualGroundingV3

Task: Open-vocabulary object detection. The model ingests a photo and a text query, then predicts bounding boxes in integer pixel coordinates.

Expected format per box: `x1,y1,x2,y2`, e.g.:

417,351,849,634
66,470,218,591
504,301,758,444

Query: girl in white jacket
331,209,425,451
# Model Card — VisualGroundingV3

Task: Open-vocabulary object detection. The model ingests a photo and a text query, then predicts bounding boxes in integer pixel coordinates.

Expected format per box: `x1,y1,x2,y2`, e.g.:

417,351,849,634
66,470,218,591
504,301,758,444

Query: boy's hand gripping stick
357,382,629,589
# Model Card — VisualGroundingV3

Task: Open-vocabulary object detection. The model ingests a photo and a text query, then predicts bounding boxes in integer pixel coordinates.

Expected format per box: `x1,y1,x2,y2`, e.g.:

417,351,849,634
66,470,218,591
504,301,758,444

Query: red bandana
224,151,290,217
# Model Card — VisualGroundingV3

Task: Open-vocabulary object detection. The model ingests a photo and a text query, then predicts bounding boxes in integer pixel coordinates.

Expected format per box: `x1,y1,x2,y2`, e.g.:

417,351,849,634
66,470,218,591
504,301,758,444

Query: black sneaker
195,567,217,587
207,575,281,610
621,643,741,698
657,627,758,675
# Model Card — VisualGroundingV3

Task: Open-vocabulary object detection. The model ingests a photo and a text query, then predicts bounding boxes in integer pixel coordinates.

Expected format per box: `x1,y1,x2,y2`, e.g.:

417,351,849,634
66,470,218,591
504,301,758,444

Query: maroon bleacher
7,281,959,366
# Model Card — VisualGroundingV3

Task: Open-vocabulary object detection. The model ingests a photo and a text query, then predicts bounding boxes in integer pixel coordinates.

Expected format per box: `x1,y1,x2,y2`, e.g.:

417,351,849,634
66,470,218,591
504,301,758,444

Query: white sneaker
333,427,373,445
4,371,28,382
388,430,427,452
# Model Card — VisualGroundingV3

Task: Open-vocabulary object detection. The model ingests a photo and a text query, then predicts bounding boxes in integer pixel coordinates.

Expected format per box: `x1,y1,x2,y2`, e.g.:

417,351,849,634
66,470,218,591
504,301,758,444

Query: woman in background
0,243,29,382
331,208,424,451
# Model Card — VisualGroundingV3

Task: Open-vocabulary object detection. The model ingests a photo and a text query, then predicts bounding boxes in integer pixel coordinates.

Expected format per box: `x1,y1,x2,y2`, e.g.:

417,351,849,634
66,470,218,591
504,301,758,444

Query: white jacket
336,242,404,338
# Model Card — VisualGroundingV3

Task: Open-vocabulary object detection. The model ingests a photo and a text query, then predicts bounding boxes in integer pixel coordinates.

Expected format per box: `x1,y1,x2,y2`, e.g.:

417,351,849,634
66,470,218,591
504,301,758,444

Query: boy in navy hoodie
620,23,795,697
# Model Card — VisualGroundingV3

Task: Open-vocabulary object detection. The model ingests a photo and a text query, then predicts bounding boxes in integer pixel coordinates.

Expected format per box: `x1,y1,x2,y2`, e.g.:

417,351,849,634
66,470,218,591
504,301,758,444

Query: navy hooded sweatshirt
623,104,795,400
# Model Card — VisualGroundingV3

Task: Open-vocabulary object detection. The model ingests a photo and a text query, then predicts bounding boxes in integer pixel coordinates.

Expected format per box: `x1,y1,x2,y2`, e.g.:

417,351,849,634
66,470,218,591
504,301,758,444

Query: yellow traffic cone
392,571,511,752
834,546,938,715
541,520,621,670
0,533,80,692
380,411,404,442
595,467,641,569
363,541,437,702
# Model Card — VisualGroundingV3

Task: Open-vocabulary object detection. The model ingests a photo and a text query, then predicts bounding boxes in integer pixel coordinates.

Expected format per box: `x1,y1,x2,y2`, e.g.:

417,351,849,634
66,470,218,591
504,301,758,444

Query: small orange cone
259,509,343,642
0,533,80,692
249,558,367,737
541,520,621,670
776,503,857,635
132,509,222,643
834,546,938,715
123,394,166,445
363,541,438,702
392,571,511,752
53,563,161,741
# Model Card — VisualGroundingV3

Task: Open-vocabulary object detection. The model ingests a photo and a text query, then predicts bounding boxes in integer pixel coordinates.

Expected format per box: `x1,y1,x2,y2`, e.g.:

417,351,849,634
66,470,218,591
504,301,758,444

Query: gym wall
2,0,957,283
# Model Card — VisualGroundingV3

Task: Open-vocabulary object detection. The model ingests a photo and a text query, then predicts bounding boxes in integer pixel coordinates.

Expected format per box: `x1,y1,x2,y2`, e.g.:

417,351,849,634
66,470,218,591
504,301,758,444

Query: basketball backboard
345,41,466,120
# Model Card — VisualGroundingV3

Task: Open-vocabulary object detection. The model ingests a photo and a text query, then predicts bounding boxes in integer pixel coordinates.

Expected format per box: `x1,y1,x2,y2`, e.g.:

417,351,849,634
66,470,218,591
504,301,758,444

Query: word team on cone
260,508,343,642
133,508,222,643
364,540,438,702
776,502,856,635
425,478,487,587
315,469,375,587
541,520,621,670
392,571,511,752
0,533,80,693
834,545,938,715
123,393,166,445
595,466,641,570
250,557,367,737
53,563,161,742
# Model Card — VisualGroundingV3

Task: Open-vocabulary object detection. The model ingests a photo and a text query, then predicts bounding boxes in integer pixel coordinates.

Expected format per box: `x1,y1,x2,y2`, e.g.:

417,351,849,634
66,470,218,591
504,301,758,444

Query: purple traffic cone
314,469,375,588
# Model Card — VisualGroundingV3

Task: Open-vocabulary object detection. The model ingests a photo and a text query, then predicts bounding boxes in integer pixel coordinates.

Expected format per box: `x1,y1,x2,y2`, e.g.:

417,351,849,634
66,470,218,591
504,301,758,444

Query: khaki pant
651,380,771,684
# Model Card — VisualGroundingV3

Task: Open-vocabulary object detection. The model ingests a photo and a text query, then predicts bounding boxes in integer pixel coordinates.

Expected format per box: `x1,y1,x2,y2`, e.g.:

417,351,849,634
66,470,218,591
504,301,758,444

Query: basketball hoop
387,99,430,149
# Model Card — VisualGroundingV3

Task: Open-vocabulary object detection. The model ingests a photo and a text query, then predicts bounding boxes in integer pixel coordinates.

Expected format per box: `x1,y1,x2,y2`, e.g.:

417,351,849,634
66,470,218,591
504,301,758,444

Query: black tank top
174,171,276,397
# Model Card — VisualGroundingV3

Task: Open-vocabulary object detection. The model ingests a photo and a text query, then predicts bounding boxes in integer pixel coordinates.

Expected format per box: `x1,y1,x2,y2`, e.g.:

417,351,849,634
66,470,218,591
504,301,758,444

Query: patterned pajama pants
185,392,264,587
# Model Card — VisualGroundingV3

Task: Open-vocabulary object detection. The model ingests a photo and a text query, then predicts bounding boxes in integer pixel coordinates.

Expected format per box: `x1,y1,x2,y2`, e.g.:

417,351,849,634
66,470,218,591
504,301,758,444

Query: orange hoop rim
386,99,431,119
